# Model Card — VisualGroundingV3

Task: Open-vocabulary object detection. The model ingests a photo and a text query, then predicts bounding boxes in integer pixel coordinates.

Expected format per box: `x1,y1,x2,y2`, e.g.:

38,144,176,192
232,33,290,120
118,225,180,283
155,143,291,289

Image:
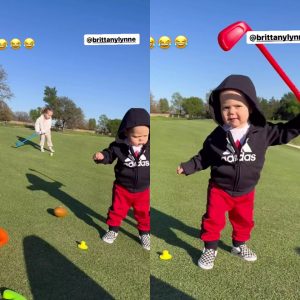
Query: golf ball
50,153,53,156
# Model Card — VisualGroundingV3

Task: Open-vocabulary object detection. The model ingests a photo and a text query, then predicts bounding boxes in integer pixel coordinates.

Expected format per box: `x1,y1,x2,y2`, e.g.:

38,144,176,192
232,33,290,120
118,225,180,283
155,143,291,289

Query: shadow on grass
149,208,233,262
24,235,113,300
150,276,194,299
15,135,40,150
26,171,140,244
218,240,232,253
295,247,300,255
150,207,200,265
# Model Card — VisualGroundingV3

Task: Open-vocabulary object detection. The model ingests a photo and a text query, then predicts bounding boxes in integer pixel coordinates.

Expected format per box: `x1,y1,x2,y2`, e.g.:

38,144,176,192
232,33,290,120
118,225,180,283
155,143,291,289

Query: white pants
40,133,53,148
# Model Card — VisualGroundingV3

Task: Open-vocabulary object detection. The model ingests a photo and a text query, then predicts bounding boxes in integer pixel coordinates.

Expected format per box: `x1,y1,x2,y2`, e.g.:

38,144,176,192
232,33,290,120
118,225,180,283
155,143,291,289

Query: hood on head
117,108,150,140
208,74,266,126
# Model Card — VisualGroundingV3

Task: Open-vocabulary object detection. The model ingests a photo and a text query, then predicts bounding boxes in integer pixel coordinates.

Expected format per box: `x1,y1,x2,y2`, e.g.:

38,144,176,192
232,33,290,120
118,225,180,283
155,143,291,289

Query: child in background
93,108,150,250
35,107,55,153
177,74,300,270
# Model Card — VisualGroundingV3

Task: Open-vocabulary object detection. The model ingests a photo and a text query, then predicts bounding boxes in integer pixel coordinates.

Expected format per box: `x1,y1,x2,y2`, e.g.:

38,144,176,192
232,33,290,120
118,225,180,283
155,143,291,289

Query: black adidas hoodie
181,75,300,196
95,108,150,193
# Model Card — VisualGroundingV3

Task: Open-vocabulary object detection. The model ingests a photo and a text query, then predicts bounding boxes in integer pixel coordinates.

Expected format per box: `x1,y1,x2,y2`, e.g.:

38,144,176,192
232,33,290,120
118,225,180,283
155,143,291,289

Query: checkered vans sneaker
139,233,150,251
198,248,217,270
102,230,118,244
231,244,257,262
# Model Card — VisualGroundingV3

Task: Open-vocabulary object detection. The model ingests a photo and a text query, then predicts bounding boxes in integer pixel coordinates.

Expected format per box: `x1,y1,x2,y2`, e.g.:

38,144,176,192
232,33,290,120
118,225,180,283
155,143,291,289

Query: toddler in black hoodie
93,108,150,250
178,75,300,269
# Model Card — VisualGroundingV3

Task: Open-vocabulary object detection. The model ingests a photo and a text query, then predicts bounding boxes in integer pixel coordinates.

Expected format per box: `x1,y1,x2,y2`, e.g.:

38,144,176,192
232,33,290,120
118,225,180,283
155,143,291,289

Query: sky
1,0,149,120
2,1,300,120
150,0,300,103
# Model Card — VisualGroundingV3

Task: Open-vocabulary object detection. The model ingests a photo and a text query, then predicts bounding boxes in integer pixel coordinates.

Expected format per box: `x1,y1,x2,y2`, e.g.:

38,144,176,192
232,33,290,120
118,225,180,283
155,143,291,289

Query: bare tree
0,100,13,121
150,92,158,113
0,65,13,102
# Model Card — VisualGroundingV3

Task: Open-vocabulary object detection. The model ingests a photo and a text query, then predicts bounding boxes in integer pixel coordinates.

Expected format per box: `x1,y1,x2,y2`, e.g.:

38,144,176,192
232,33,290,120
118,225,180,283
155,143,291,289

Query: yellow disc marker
78,241,88,250
160,250,172,260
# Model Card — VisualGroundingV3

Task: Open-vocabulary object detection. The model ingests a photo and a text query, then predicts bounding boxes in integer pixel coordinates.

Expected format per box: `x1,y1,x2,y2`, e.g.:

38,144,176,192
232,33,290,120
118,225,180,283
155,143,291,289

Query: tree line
151,91,300,120
0,65,121,136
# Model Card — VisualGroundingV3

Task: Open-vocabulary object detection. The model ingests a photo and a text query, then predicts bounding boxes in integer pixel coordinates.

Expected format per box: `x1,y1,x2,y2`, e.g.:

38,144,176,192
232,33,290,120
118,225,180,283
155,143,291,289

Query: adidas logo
222,139,256,163
222,149,231,155
241,142,252,153
140,154,147,161
124,151,149,167
138,152,149,167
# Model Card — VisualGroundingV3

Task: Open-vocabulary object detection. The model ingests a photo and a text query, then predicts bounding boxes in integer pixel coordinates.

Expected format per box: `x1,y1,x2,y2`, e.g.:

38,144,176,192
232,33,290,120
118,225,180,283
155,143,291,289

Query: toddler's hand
93,152,104,161
177,166,184,175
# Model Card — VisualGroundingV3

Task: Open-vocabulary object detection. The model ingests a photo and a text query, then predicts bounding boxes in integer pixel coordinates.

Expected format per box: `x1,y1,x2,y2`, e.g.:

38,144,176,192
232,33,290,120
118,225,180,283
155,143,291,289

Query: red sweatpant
107,184,150,232
200,183,255,243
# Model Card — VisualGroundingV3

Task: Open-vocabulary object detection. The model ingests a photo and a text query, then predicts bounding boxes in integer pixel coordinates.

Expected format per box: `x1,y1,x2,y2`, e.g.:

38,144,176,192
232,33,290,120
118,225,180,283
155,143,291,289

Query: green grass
150,119,300,299
0,127,149,300
1,121,299,299
290,136,300,146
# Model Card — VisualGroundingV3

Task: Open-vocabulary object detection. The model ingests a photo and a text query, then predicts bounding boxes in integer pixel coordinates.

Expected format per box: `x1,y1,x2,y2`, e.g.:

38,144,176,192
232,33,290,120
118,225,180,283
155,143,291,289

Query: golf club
218,21,300,102
28,168,66,186
15,132,38,147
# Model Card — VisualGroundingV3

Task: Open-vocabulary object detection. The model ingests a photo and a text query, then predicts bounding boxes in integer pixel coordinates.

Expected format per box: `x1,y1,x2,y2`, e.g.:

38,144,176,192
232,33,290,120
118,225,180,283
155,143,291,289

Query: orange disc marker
0,228,9,247
53,206,68,217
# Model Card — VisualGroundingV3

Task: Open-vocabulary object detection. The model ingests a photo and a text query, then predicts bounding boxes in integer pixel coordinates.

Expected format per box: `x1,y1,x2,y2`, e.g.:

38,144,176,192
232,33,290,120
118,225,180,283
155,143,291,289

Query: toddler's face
44,110,53,120
126,126,149,146
220,90,251,128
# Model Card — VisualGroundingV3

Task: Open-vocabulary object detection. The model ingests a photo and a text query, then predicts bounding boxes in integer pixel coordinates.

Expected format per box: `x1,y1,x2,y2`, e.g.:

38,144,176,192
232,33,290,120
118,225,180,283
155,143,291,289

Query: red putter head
218,21,300,101
218,21,252,51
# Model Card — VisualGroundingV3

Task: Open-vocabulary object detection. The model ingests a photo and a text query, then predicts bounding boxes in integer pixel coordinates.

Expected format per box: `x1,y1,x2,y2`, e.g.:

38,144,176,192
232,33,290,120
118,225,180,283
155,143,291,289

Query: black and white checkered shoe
102,230,118,244
231,244,257,261
139,233,150,251
198,248,217,270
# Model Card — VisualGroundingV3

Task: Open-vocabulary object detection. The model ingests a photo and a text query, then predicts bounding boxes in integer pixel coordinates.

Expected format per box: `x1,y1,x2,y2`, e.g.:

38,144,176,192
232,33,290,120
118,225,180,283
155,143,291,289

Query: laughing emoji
158,36,171,49
10,38,21,50
0,39,8,50
175,35,188,49
24,38,35,49
150,36,155,49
